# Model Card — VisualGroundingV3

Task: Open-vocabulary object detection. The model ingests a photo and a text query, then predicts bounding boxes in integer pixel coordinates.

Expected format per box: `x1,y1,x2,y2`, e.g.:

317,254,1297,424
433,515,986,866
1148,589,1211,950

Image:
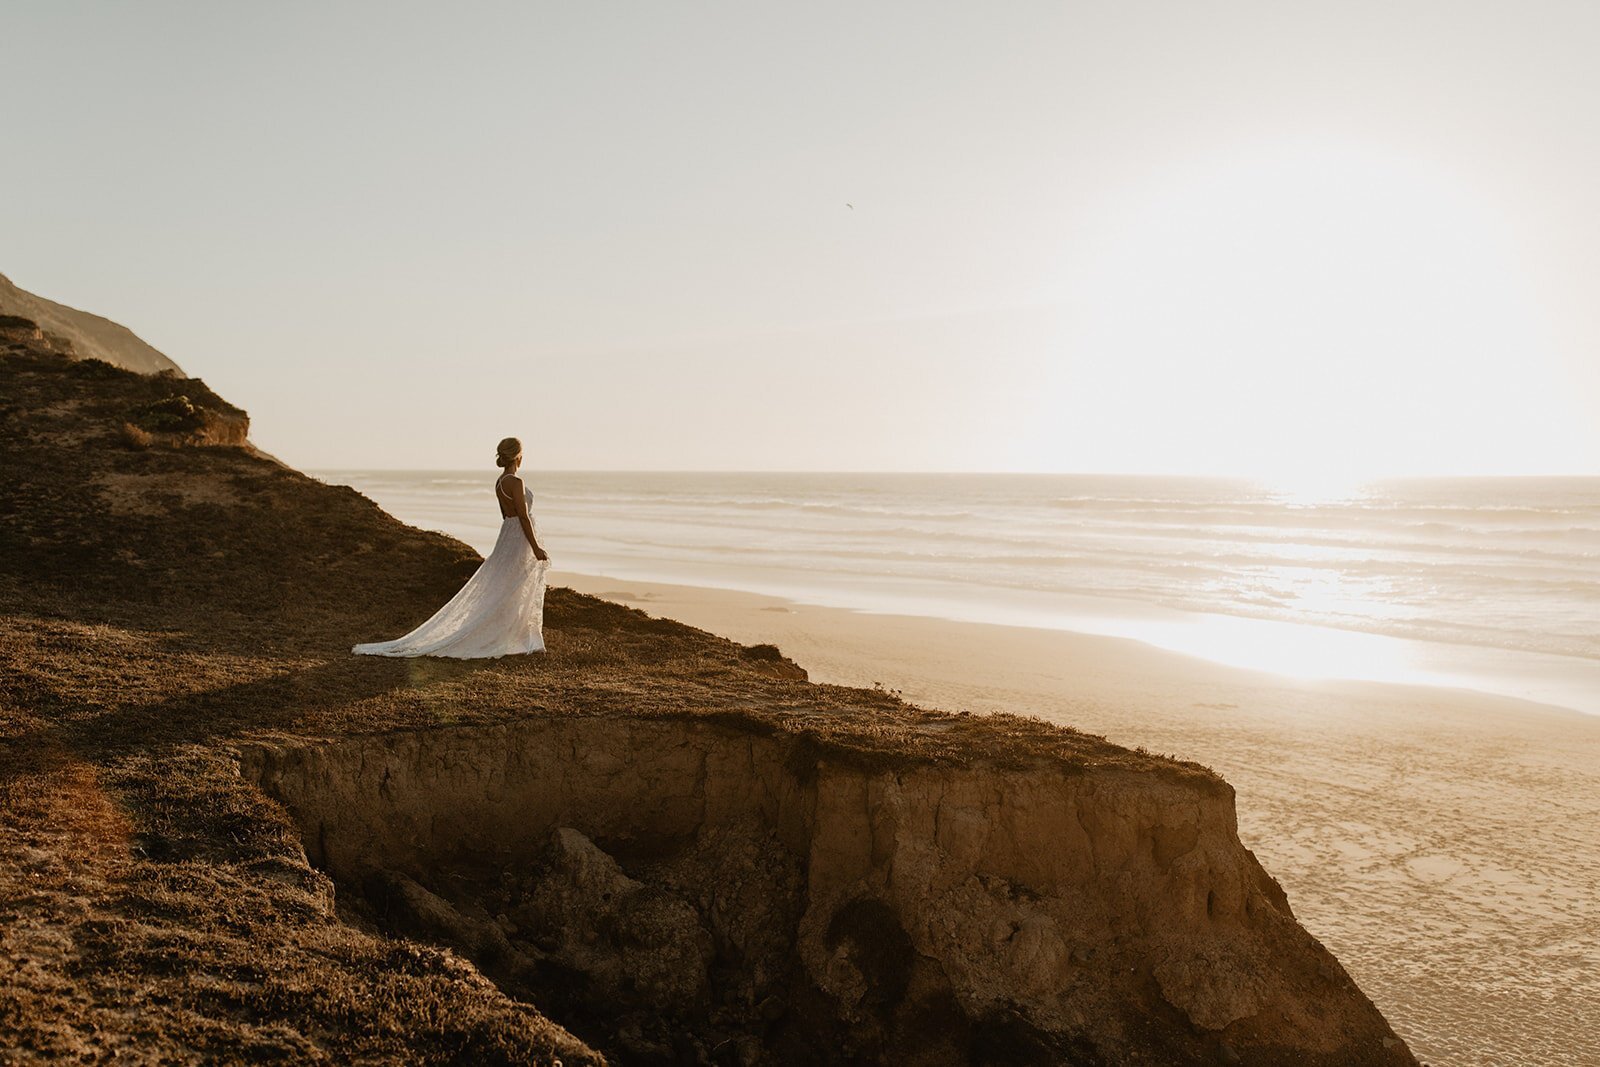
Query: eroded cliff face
242,717,1414,1066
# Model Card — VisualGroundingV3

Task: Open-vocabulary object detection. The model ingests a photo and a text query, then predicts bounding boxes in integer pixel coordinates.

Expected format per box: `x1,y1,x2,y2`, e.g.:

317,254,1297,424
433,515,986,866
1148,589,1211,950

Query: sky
5,1,1598,478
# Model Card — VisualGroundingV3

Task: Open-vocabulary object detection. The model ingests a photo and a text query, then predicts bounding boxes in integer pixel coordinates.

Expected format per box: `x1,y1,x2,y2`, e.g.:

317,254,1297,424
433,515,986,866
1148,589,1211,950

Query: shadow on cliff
0,655,425,781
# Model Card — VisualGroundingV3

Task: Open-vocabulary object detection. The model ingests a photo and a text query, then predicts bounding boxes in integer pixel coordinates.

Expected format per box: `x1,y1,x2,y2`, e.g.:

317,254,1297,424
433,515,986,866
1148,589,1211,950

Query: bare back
495,474,522,519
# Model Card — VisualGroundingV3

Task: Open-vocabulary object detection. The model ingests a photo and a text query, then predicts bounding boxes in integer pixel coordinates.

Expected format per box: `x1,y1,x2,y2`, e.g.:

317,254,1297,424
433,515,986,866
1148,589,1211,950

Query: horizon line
304,467,1600,480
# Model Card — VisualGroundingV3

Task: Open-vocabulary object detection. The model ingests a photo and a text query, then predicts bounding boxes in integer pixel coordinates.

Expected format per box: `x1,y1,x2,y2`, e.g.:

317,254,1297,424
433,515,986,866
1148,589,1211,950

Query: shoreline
555,568,1594,720
555,569,1600,1066
544,559,1600,718
314,469,1600,717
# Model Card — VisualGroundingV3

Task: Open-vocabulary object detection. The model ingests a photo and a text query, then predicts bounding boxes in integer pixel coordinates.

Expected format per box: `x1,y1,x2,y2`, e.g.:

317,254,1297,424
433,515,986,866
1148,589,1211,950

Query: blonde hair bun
495,437,523,469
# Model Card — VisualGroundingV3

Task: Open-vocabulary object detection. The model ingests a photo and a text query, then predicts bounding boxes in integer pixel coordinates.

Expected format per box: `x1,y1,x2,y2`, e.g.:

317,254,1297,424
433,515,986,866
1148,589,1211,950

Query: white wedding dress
353,478,549,658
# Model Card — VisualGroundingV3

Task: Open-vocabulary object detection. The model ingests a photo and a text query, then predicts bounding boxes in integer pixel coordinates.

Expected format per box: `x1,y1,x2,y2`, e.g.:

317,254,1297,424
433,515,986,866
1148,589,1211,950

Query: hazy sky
7,1,1599,478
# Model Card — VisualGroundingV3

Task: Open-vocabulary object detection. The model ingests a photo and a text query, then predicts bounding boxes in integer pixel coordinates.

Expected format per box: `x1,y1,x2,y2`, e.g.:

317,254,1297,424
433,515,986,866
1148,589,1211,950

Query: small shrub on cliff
72,357,128,380
132,394,205,434
120,421,154,449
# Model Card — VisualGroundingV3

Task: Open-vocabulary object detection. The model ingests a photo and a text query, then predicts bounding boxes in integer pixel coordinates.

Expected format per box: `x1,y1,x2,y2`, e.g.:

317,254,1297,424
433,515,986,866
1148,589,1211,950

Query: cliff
0,272,183,375
240,721,1407,1064
0,321,1416,1064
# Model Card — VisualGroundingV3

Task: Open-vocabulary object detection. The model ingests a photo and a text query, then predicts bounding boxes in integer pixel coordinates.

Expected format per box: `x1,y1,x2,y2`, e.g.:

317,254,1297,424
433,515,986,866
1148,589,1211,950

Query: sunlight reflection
1096,607,1600,715
1116,612,1418,682
1259,475,1371,509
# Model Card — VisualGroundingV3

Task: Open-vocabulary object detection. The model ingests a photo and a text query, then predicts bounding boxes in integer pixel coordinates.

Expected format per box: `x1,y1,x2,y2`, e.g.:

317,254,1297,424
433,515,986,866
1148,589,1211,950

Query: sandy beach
560,571,1600,1067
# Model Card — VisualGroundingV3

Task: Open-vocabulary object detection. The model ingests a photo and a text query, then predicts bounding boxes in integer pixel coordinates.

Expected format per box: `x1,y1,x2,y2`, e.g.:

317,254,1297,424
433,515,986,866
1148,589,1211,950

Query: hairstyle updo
495,437,523,470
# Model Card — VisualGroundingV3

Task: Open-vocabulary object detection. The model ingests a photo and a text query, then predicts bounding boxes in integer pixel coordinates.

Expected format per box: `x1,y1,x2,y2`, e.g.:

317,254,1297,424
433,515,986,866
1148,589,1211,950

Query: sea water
315,471,1600,714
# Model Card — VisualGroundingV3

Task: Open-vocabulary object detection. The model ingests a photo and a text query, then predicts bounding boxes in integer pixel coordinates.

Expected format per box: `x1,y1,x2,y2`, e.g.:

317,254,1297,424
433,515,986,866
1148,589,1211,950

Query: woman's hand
534,547,550,563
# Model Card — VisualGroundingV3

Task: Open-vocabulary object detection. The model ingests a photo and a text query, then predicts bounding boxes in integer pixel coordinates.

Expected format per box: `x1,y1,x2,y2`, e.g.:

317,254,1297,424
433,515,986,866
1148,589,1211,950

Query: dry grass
0,340,1222,1063
118,420,153,449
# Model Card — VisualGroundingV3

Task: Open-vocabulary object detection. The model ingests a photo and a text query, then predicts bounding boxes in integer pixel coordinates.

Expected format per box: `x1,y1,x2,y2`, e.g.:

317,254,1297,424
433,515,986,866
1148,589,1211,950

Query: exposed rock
0,313,58,351
1154,948,1269,1030
513,826,715,1011
366,868,518,963
127,390,250,446
647,817,807,1008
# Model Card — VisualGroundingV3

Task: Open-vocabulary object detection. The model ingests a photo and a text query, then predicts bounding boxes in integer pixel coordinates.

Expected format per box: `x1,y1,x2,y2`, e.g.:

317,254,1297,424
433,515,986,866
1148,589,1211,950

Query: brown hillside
0,327,1415,1066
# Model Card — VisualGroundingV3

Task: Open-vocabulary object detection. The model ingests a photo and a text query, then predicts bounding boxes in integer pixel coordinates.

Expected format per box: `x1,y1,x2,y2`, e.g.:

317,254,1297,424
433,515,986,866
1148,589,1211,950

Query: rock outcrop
122,390,251,447
0,313,74,355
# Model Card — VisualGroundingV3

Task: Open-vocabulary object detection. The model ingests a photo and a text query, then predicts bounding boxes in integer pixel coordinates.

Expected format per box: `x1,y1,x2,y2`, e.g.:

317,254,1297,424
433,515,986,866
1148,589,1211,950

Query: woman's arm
508,479,549,561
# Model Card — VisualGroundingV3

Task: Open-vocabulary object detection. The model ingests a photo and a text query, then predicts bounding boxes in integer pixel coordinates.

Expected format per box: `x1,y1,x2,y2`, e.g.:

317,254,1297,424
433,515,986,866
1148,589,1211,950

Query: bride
353,437,551,658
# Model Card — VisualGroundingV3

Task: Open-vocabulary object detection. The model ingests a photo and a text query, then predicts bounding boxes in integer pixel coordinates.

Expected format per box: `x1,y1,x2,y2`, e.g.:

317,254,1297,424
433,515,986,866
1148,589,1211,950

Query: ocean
314,471,1600,715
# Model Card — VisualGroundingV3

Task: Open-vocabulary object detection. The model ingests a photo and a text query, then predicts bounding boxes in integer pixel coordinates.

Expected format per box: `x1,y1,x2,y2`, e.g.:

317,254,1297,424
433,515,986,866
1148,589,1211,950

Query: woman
353,437,551,658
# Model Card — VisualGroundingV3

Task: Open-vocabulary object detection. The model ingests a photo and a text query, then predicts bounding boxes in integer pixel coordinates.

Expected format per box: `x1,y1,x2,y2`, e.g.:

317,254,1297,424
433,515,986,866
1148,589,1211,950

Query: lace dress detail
353,485,548,658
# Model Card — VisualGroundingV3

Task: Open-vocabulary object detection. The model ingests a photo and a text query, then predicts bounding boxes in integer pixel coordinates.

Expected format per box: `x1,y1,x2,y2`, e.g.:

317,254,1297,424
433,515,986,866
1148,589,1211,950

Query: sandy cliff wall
242,717,1414,1065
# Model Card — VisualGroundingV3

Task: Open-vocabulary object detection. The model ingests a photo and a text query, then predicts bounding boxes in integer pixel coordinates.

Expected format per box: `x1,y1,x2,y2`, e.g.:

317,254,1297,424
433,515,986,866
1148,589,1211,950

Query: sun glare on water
1261,473,1371,509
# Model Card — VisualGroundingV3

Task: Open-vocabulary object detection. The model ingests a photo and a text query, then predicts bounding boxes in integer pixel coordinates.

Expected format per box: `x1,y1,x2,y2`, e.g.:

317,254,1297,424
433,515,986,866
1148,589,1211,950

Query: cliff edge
0,319,1416,1064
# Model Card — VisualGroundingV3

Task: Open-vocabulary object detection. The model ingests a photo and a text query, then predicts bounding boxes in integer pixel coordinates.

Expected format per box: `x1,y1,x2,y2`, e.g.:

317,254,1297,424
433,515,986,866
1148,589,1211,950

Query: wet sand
558,571,1600,1067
